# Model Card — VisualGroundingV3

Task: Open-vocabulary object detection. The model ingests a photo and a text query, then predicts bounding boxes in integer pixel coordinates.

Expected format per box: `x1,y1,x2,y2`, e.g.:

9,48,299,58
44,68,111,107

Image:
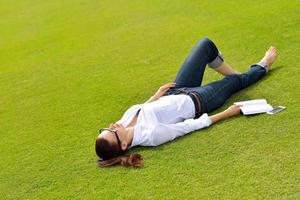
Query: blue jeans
166,37,267,114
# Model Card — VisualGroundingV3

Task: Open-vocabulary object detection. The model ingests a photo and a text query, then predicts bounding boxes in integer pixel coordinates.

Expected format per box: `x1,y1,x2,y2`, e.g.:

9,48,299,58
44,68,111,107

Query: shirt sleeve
150,113,212,146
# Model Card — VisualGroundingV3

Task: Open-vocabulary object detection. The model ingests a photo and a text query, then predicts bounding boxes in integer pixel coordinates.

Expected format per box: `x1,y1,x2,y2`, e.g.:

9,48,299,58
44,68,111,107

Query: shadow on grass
264,65,284,78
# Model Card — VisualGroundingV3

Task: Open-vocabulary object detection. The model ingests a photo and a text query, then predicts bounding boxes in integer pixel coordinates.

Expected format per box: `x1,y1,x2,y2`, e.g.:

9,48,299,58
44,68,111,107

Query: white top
116,94,212,147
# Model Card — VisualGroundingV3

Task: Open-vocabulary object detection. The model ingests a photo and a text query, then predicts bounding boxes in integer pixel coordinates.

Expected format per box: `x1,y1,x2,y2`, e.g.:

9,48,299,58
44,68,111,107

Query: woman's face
98,130,117,144
98,124,128,151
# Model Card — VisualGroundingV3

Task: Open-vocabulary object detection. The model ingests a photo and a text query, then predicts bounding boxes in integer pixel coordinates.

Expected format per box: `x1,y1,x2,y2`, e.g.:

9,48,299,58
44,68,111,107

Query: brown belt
175,88,203,119
189,92,203,119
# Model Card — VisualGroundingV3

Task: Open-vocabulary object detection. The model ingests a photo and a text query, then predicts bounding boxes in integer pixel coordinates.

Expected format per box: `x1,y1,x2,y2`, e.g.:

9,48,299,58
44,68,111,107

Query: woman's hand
154,83,176,97
224,104,242,117
146,83,176,103
210,104,242,124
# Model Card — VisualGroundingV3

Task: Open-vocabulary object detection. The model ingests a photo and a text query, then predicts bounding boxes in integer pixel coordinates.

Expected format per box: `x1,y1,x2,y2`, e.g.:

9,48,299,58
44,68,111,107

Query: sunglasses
99,128,122,150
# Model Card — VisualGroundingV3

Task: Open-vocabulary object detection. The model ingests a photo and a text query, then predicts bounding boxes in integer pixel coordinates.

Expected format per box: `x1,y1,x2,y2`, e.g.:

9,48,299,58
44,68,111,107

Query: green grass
1,0,299,199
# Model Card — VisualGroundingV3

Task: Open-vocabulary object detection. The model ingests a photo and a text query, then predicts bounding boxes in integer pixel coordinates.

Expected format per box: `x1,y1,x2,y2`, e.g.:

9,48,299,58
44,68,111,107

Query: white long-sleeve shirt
116,94,212,147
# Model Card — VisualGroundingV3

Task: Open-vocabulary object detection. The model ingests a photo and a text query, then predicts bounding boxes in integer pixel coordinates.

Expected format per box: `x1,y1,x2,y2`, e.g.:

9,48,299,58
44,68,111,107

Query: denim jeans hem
208,51,224,69
251,63,268,73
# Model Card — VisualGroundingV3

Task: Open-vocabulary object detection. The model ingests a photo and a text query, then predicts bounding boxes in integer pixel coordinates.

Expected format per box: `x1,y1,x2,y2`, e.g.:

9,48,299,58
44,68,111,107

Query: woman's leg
174,37,224,88
195,65,267,113
188,46,277,113
215,61,241,76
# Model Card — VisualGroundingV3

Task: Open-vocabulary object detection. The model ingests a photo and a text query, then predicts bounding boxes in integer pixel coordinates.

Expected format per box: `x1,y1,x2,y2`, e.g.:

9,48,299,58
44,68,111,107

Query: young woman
95,37,278,167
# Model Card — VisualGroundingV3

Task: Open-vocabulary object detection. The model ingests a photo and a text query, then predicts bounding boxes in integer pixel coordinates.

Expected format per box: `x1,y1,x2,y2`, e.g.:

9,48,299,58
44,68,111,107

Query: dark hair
95,137,143,168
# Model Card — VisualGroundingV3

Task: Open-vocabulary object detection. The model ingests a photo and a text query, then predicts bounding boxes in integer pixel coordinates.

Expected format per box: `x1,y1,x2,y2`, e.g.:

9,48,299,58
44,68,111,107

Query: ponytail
97,153,143,168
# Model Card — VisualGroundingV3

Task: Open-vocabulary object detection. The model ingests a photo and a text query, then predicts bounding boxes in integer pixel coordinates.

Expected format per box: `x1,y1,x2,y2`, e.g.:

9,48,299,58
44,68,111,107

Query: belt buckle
177,87,189,94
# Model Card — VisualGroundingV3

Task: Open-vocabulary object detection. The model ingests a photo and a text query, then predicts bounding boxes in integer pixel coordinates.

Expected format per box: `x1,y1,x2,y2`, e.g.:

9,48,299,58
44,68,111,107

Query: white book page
241,104,273,115
234,99,267,106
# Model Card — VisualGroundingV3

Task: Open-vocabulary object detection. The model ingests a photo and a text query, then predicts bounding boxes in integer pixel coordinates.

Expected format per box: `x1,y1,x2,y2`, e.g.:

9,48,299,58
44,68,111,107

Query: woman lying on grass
95,37,278,167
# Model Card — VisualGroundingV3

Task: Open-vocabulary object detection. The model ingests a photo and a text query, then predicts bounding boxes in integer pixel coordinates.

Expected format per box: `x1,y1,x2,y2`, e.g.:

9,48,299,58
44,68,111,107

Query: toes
267,46,277,55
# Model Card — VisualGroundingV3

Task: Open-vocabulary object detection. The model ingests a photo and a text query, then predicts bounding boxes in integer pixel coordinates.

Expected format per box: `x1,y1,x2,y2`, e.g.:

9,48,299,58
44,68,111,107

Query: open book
234,99,273,115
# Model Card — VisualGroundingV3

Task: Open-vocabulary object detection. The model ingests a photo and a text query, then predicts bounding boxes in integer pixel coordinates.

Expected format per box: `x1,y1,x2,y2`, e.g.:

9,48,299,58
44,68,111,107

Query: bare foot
259,46,278,69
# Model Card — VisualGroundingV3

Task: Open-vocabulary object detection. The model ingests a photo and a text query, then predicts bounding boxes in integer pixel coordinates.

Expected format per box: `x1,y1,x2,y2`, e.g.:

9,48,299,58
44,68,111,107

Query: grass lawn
1,0,299,199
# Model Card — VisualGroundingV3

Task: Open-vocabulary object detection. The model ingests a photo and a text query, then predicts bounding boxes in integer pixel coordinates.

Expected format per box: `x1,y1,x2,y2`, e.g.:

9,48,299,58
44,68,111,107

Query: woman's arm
137,105,240,146
209,105,242,124
149,113,212,146
146,83,176,103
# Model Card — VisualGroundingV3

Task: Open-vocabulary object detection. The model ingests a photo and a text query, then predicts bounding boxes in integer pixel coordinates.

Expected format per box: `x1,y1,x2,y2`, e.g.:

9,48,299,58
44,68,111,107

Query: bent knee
199,37,214,46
